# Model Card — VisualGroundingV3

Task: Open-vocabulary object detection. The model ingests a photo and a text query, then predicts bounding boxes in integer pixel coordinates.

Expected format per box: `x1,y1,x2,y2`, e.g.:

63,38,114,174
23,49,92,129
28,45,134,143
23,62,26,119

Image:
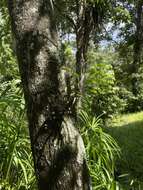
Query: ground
107,112,143,190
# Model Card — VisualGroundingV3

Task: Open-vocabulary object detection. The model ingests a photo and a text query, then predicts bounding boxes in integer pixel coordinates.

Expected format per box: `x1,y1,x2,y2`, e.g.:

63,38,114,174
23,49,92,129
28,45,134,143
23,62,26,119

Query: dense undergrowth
1,78,143,190
0,79,37,190
79,111,120,189
0,79,121,190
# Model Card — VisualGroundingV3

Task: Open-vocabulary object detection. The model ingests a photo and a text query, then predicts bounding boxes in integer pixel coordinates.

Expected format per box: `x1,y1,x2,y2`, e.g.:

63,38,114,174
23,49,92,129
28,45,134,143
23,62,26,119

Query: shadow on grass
105,120,143,188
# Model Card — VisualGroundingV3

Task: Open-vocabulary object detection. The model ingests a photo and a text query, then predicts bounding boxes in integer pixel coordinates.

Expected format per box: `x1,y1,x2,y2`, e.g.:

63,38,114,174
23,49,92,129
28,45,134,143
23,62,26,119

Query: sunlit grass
107,112,143,189
112,111,143,127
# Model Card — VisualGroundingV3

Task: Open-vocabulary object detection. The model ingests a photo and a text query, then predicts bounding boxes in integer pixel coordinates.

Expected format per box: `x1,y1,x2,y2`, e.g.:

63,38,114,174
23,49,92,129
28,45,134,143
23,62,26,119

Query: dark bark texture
131,0,143,96
75,2,94,109
7,1,91,189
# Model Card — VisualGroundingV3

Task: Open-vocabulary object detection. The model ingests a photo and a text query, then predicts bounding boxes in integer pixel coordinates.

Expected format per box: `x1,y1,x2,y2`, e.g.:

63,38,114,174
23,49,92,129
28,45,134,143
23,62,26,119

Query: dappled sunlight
1,0,143,189
112,112,143,127
106,112,143,189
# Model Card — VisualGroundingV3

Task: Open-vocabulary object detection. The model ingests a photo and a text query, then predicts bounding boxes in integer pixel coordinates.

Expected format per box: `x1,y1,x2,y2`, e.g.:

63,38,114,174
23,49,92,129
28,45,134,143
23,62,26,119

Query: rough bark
7,1,91,189
131,0,143,96
75,2,94,109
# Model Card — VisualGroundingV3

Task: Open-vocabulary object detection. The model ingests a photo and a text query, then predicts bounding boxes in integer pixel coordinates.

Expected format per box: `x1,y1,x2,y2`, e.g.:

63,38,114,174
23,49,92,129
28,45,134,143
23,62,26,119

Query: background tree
55,0,113,109
131,0,143,97
110,0,143,112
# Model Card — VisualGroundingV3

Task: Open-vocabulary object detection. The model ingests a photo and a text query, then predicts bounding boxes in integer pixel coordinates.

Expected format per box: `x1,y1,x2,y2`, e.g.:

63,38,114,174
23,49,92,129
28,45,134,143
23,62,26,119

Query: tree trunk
75,3,94,109
131,0,143,96
7,1,91,189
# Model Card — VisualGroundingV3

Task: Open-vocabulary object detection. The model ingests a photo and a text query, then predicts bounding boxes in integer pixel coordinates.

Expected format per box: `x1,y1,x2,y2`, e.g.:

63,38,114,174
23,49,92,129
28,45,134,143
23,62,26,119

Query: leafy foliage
1,0,143,189
0,79,37,190
79,111,120,189
0,2,18,78
84,49,124,121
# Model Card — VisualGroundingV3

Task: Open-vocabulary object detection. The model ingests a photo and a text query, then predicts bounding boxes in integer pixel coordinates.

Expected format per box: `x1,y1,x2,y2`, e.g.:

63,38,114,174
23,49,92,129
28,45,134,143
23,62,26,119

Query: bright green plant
84,50,124,121
0,2,18,78
0,79,37,190
79,110,120,189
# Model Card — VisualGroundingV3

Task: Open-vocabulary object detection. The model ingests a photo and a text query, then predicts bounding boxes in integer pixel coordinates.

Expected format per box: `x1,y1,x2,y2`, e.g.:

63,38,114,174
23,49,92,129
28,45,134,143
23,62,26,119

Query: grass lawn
106,112,143,189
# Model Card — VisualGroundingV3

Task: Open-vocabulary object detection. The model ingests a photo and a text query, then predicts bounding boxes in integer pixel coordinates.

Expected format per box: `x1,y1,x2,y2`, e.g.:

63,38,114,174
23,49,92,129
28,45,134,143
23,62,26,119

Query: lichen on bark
7,0,91,189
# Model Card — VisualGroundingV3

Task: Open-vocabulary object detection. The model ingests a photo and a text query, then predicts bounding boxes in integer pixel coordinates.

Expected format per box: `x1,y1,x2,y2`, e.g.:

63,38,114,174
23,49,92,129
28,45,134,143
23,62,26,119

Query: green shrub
79,111,120,189
119,87,143,113
0,79,37,190
84,50,124,121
